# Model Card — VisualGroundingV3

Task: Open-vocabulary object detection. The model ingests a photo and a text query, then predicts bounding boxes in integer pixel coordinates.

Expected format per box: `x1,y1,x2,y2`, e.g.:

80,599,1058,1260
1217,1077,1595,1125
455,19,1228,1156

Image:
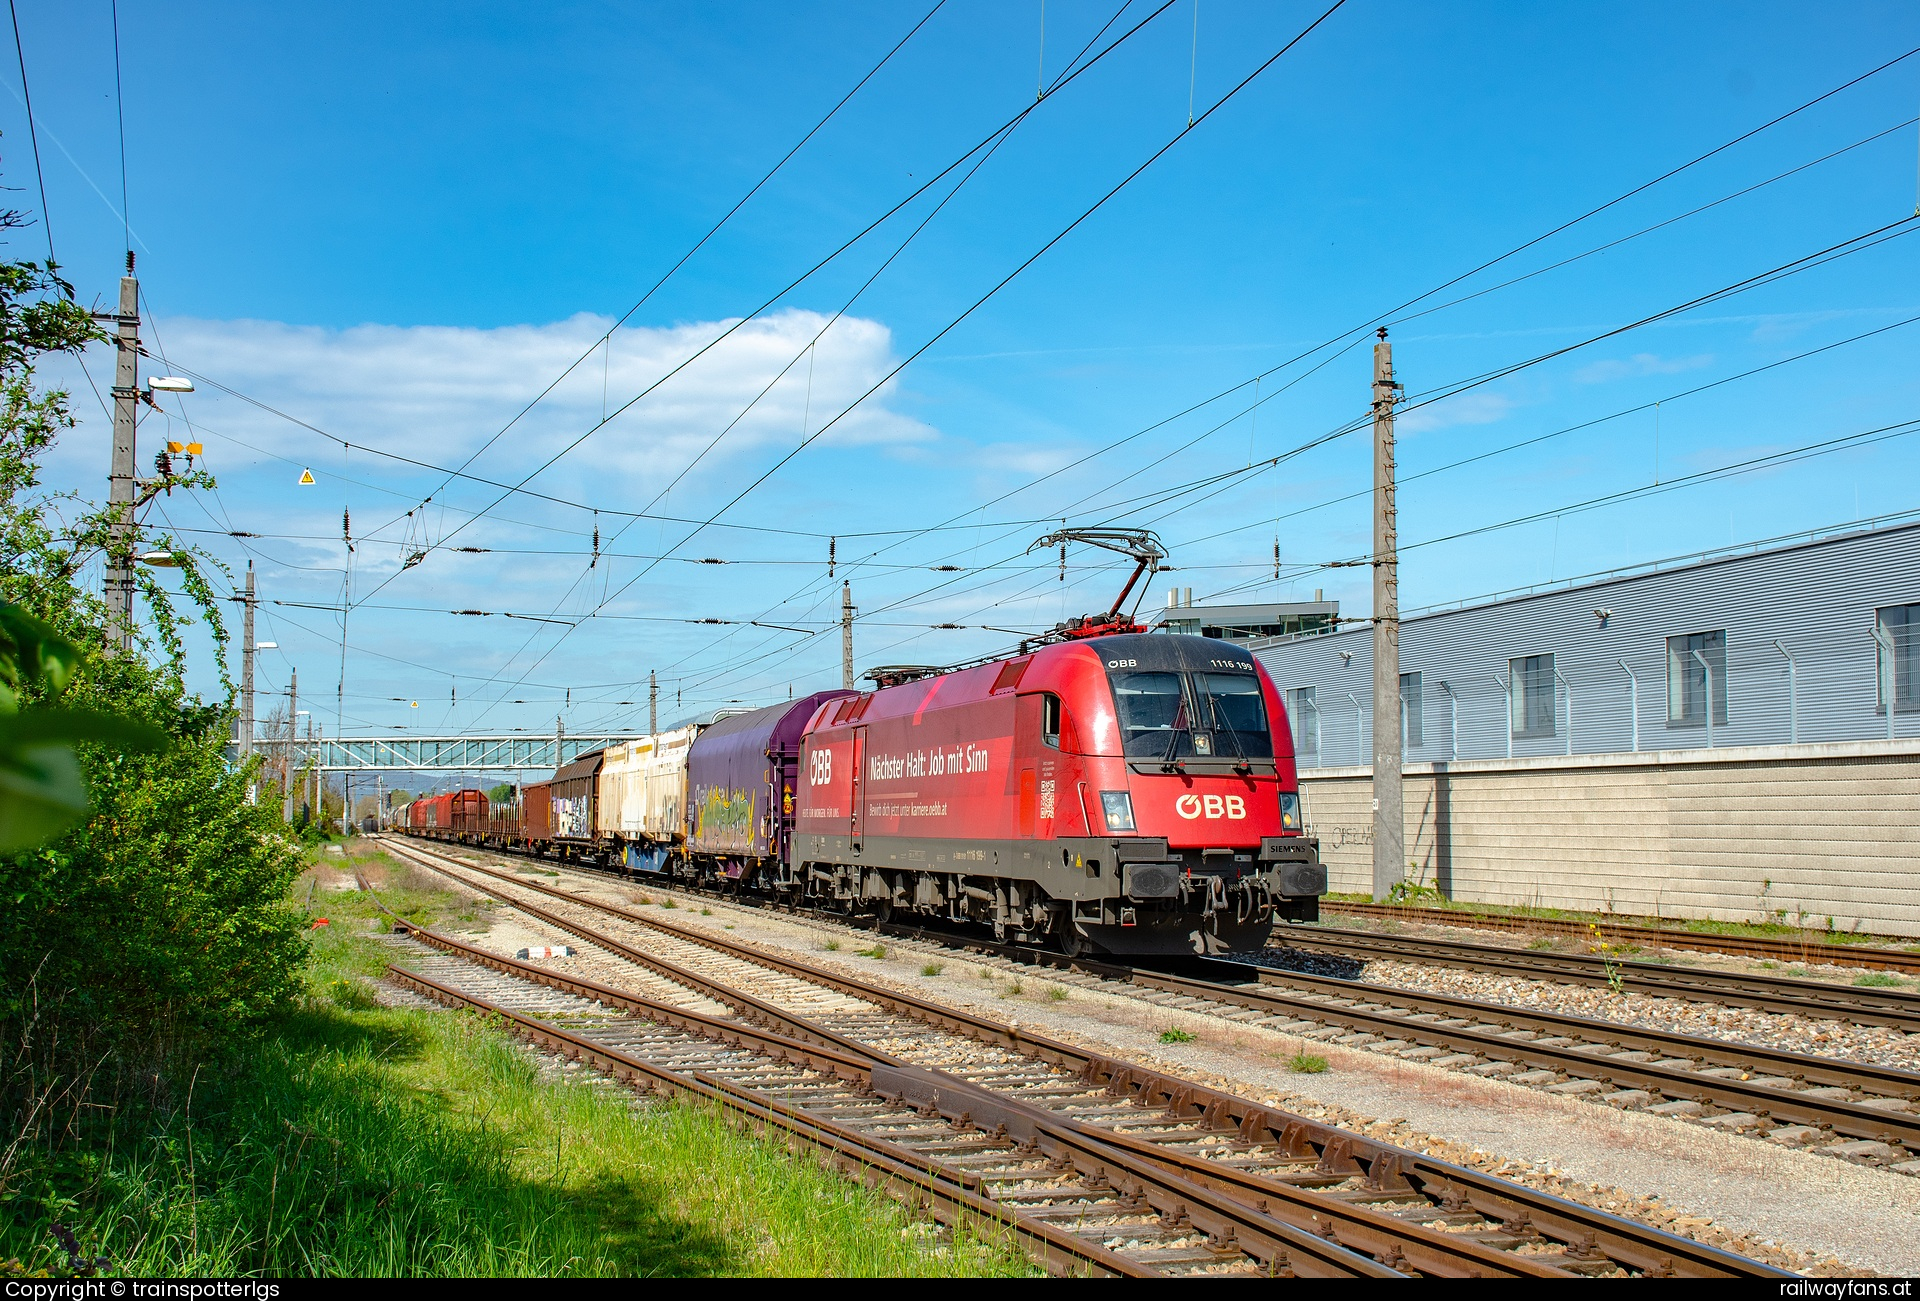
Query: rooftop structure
1149,589,1340,643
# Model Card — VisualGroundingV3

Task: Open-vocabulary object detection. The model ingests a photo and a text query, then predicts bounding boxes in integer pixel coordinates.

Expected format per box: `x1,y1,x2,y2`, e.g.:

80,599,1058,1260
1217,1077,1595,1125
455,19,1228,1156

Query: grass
855,946,887,960
659,899,677,910
1854,972,1905,987
1,872,1034,1279
1158,1028,1195,1045
699,909,711,917
821,940,840,953
1046,987,1068,1003
920,963,944,978
1286,1052,1329,1074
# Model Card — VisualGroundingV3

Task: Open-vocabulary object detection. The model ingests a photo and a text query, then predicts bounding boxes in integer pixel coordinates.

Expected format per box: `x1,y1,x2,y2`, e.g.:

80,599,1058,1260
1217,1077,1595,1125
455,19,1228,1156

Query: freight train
394,531,1325,955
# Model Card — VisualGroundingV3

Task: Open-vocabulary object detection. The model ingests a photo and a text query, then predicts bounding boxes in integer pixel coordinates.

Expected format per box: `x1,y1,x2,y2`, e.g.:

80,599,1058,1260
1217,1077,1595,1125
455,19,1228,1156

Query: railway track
1323,901,1920,976
1276,926,1920,1032
369,835,1790,1277
377,833,1920,1173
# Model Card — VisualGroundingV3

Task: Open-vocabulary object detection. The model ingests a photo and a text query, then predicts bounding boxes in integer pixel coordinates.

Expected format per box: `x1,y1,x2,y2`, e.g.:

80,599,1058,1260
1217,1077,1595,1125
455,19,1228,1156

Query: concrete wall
1299,738,1920,937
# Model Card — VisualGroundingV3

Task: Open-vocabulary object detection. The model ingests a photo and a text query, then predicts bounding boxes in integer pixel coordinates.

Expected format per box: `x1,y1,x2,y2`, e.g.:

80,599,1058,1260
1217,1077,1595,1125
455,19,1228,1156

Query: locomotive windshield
1193,672,1274,758
1111,669,1273,760
1113,672,1190,758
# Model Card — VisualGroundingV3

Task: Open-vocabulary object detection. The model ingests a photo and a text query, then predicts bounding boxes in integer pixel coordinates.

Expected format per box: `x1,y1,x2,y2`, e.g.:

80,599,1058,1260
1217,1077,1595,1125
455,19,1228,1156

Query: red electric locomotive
791,529,1323,956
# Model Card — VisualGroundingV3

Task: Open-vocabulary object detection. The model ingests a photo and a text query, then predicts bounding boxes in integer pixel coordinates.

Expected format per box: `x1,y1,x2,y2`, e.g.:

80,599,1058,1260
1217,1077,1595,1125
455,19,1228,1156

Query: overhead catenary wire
346,0,1184,614
627,208,1920,711
723,73,1920,640
7,0,51,260
381,0,952,539
457,0,1351,722
109,0,128,254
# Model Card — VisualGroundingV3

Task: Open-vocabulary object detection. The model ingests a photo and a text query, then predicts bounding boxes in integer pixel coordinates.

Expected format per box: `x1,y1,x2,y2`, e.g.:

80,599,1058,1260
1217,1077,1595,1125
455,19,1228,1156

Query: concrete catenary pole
649,670,658,736
283,667,298,823
104,254,140,653
1371,328,1404,901
307,716,318,825
238,565,256,768
841,581,855,690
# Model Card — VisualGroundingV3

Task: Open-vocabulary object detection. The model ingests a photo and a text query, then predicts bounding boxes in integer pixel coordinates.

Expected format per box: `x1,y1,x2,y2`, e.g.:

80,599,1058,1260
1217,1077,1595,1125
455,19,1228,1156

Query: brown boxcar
522,780,553,846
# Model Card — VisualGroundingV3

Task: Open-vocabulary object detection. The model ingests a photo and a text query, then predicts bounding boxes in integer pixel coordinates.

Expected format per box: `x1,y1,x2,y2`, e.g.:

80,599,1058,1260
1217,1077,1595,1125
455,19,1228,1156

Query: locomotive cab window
1041,692,1062,748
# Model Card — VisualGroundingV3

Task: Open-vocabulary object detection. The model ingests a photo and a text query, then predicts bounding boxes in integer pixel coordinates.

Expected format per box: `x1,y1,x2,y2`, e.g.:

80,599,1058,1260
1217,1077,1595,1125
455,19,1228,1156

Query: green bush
0,200,306,1185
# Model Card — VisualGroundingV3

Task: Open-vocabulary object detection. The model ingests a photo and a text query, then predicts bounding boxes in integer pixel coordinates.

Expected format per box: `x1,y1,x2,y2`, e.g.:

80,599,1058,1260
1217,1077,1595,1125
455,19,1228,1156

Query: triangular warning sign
298,468,315,485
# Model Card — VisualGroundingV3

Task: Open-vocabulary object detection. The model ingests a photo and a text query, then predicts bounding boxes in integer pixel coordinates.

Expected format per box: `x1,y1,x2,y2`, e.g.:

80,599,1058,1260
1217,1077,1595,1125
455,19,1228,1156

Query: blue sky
14,0,1920,747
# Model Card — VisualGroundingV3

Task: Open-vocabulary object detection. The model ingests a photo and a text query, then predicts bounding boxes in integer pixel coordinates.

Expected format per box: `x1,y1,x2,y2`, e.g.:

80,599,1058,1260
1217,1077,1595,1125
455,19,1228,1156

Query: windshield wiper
1159,697,1189,773
1204,686,1253,775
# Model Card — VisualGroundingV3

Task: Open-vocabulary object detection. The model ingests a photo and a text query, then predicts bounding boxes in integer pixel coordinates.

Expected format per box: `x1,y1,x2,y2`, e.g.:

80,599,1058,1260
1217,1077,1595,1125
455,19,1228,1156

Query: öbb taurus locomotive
396,532,1324,954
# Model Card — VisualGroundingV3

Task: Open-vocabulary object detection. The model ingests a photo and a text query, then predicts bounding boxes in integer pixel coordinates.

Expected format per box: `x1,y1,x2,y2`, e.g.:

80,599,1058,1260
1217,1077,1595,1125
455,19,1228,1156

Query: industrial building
1249,517,1920,936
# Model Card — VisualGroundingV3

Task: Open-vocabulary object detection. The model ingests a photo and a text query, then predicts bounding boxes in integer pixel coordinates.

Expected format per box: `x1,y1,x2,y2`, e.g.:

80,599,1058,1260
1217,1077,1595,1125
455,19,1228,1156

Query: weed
1158,1028,1195,1045
1757,960,1777,970
1527,938,1555,950
921,963,944,977
822,939,840,953
660,898,677,910
1387,879,1444,905
700,909,712,917
856,945,887,960
1854,972,1904,987
724,925,735,931
1006,980,1023,996
1047,987,1068,1002
1286,1052,1329,1074
1587,924,1626,996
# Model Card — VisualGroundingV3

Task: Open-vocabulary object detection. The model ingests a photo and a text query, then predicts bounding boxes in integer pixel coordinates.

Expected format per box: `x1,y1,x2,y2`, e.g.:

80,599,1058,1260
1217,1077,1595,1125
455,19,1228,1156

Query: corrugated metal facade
1255,521,1920,768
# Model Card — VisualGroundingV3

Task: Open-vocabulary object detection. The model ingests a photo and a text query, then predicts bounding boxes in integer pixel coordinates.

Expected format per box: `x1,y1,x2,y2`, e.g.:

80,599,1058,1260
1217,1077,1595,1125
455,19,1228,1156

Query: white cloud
1399,391,1515,435
1573,352,1714,384
124,307,934,502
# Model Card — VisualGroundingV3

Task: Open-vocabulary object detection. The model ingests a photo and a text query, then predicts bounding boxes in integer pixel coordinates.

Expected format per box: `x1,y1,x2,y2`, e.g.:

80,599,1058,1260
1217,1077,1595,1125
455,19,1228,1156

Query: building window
1879,604,1920,713
1667,630,1728,726
1509,654,1556,738
1400,672,1423,748
1286,687,1318,757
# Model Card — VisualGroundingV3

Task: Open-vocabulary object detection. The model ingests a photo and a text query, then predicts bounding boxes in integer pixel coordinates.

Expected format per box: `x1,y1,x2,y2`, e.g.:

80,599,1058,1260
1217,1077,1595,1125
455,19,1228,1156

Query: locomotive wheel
1059,922,1093,959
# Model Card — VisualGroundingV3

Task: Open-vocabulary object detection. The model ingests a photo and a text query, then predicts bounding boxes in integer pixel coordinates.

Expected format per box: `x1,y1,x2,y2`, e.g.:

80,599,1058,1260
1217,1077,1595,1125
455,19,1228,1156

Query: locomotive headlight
1279,791,1301,831
1099,790,1136,833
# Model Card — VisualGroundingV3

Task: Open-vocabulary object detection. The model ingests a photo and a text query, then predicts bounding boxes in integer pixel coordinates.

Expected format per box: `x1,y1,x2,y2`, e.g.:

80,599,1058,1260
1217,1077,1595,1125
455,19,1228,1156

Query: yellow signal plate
298,468,315,485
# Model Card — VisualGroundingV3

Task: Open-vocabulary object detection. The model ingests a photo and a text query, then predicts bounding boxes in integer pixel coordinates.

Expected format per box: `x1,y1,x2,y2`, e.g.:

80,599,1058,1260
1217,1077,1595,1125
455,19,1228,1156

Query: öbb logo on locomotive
808,749,832,786
1176,793,1247,820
